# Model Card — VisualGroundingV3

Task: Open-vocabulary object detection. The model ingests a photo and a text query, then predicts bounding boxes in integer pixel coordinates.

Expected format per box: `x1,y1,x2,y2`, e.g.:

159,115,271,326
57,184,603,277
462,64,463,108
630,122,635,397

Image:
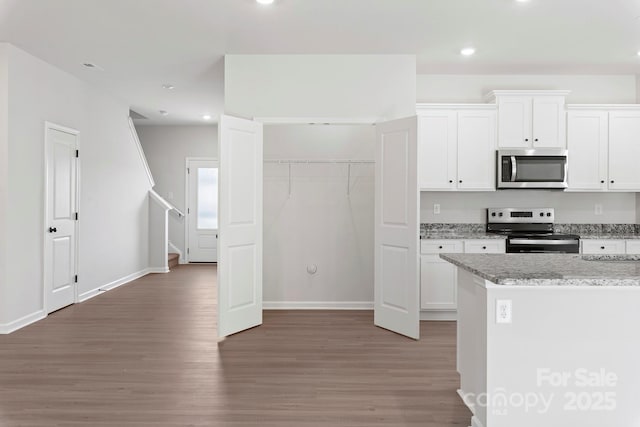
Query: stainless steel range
487,208,580,253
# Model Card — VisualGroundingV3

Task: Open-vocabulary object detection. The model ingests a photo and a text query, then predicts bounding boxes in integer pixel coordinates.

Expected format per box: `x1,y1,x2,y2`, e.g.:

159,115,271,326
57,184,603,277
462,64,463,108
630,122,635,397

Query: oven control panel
487,208,554,224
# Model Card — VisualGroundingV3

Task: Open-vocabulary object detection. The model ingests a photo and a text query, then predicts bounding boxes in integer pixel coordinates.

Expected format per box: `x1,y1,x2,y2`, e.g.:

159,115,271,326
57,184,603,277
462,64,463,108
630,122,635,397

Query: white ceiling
1,0,640,125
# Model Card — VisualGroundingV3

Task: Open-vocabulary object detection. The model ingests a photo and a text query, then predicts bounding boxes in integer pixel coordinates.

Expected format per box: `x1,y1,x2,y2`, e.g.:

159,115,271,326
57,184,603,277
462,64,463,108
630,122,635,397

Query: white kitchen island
440,253,640,427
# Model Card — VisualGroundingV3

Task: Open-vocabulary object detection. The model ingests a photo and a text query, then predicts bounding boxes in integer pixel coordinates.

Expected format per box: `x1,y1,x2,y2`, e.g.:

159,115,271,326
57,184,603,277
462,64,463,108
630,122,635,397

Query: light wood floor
0,265,470,427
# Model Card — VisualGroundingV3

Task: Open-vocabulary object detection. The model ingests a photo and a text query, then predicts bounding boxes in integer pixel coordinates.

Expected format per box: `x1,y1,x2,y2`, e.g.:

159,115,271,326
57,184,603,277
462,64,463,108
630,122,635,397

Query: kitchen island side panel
469,281,640,427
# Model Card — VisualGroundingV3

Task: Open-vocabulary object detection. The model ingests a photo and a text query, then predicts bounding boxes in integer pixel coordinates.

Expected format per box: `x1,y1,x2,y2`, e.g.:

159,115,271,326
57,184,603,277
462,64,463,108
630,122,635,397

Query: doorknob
48,227,57,233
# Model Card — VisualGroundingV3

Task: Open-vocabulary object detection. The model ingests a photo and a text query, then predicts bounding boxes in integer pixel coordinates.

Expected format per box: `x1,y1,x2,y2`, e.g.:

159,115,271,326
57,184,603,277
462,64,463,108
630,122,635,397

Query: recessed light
162,84,175,90
256,0,274,4
159,110,169,116
203,115,212,120
460,47,476,56
637,51,640,57
515,0,530,2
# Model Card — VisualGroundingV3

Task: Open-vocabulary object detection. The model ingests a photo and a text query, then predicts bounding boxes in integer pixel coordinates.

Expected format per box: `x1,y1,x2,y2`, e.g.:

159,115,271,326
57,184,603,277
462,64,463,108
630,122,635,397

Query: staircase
168,253,179,269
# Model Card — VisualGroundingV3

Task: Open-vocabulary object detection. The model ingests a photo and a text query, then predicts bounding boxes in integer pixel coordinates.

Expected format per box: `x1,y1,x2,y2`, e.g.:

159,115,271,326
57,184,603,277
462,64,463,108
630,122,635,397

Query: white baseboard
263,301,374,310
78,268,151,303
147,267,170,274
0,309,47,334
421,310,457,321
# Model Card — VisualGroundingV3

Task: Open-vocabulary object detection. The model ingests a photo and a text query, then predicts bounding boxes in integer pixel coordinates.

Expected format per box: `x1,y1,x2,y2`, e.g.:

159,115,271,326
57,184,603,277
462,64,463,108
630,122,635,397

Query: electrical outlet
594,204,603,215
433,204,441,215
496,299,512,324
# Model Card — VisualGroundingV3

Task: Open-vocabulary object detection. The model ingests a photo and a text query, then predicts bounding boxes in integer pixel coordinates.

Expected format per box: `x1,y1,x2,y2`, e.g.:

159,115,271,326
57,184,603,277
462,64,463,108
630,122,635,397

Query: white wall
263,124,375,307
421,191,637,224
0,43,151,331
417,74,637,104
136,125,218,257
0,44,8,325
225,55,416,120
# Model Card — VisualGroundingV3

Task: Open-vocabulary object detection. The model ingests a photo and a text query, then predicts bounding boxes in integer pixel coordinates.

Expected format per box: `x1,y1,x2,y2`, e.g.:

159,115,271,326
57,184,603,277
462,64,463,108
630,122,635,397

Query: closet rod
264,159,375,164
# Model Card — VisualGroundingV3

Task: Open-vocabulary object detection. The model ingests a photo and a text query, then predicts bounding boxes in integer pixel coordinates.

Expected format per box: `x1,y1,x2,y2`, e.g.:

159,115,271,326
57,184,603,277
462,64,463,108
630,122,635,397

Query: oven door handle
509,239,578,245
510,156,517,182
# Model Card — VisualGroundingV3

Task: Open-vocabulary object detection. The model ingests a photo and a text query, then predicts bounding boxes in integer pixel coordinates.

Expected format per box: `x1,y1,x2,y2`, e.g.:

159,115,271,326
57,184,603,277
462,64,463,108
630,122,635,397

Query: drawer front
421,240,464,254
626,240,640,254
464,240,506,254
581,240,626,255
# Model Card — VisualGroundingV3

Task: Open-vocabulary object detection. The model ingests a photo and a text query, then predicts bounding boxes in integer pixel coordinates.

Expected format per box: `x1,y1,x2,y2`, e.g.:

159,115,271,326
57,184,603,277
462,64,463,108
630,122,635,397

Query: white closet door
217,115,263,338
374,116,420,340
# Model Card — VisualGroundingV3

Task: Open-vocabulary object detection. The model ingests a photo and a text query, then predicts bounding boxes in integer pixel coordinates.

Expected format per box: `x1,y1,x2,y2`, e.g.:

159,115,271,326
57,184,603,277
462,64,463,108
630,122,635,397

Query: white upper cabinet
608,110,640,191
457,110,496,190
418,110,457,190
488,91,569,149
567,110,608,191
495,96,531,148
417,105,496,191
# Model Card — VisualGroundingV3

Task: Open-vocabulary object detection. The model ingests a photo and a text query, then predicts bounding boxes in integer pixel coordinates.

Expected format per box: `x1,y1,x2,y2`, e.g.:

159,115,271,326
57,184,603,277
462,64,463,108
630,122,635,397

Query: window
197,167,218,229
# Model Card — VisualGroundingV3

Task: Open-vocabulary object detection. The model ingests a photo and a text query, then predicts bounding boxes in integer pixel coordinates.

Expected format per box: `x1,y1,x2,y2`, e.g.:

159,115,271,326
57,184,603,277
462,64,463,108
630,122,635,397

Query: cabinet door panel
418,112,457,190
420,256,457,310
457,110,496,190
567,111,608,191
532,97,566,148
497,97,531,148
608,111,640,191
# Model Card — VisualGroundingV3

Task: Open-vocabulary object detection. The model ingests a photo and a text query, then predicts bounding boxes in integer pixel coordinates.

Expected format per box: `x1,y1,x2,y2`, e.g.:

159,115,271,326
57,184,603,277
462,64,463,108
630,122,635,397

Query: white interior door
218,115,263,338
374,116,420,340
187,159,219,262
44,124,78,313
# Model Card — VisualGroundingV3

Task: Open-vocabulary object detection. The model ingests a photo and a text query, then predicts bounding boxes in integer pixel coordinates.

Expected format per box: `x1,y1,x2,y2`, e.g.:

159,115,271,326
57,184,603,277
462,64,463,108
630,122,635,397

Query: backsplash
421,223,640,238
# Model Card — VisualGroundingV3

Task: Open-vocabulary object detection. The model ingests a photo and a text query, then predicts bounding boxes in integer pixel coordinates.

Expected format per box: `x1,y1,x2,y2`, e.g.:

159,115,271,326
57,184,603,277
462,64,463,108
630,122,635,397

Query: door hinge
188,208,190,214
187,248,190,254
187,168,190,174
74,275,78,283
75,212,78,221
75,149,79,158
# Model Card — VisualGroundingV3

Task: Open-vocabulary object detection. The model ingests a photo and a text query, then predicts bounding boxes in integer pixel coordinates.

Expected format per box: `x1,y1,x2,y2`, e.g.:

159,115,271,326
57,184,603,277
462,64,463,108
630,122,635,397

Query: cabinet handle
482,246,487,250
525,138,529,142
459,180,462,183
438,246,443,249
449,180,453,183
534,138,539,142
600,180,605,184
601,246,605,250
611,180,615,184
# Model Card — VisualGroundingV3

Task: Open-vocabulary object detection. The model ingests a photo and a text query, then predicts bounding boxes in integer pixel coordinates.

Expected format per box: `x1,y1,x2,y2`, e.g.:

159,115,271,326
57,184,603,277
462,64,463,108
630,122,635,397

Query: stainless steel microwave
497,149,568,189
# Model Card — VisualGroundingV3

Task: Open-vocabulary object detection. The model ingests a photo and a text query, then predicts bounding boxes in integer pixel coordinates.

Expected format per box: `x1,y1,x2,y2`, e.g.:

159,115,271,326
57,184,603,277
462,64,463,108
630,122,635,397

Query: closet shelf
264,159,374,164
264,159,374,197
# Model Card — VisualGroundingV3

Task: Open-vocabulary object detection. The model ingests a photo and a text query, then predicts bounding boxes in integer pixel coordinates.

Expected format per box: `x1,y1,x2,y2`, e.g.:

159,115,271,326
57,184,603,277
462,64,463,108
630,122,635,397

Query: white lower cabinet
581,239,626,254
625,241,640,254
420,239,505,320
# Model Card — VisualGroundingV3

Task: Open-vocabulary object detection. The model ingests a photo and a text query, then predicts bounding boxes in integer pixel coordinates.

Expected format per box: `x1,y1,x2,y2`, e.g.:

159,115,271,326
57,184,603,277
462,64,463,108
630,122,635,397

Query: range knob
547,212,552,217
499,212,504,217
491,212,496,217
539,212,544,217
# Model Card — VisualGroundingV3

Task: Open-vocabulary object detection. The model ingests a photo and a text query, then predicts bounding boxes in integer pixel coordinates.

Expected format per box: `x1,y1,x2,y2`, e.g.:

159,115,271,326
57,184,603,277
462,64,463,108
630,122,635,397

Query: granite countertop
579,234,640,240
439,253,640,286
421,232,507,240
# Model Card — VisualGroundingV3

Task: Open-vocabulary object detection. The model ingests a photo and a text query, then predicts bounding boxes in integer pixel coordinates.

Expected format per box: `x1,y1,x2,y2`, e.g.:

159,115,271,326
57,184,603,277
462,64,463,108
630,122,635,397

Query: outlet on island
433,204,440,215
594,204,603,215
496,299,512,324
